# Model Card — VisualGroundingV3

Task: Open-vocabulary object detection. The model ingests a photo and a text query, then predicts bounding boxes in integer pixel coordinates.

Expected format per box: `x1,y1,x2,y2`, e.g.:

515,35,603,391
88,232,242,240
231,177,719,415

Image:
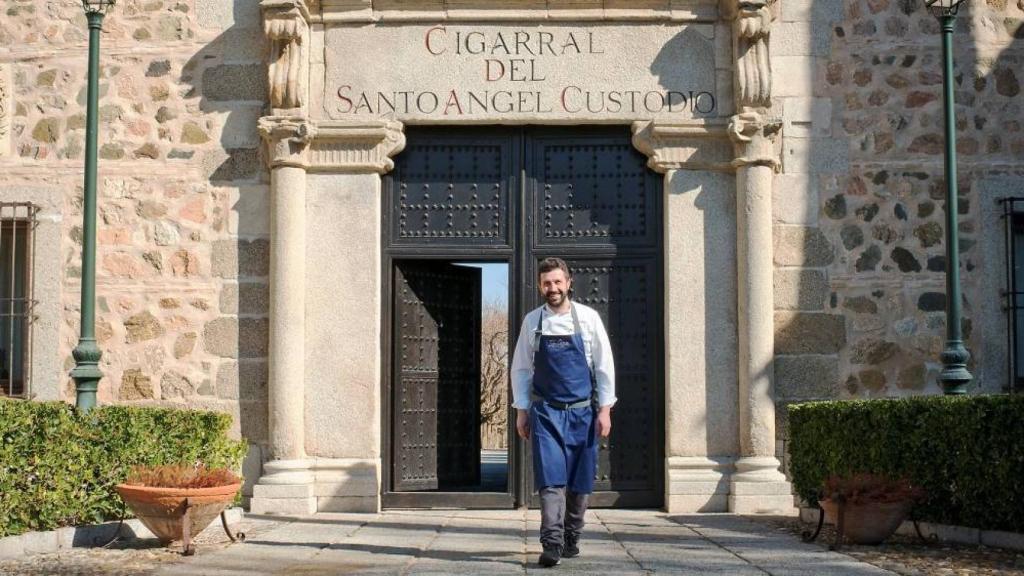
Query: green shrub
788,394,1024,532
0,400,247,537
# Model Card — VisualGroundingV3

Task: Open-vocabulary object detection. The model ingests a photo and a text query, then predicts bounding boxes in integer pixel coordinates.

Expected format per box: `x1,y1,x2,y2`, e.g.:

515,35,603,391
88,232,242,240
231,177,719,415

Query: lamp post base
939,341,972,395
71,339,103,410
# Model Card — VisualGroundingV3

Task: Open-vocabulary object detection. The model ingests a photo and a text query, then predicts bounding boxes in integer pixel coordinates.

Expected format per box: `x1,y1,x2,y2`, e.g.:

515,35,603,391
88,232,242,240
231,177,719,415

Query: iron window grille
0,203,38,399
1001,197,1024,394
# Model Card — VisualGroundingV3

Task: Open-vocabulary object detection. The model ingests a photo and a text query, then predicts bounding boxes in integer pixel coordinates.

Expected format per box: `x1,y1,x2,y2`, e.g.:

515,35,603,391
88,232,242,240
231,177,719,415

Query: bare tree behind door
480,300,508,450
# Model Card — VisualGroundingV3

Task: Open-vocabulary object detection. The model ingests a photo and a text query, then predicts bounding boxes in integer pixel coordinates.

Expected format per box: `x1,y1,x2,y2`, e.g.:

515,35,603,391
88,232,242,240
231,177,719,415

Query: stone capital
728,112,782,170
309,120,407,174
259,116,315,169
631,120,734,174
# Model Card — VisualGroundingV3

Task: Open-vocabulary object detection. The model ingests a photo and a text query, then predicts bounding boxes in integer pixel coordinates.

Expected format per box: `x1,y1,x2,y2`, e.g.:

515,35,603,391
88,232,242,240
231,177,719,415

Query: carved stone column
728,113,793,514
722,0,794,514
248,0,317,517
250,116,317,516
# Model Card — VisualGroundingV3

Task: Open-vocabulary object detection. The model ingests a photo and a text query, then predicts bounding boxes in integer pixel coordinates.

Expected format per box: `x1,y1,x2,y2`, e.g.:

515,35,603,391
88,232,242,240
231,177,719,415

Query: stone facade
770,0,1024,393
0,0,1021,513
0,0,271,499
770,0,1024,473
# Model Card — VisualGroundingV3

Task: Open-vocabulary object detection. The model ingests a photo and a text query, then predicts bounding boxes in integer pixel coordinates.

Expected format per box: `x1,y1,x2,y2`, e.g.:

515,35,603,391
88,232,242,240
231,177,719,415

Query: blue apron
530,304,598,494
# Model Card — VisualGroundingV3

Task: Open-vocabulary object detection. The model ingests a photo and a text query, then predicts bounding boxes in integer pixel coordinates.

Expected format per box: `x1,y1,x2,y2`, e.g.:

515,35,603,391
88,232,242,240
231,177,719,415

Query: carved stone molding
315,0,719,23
257,458,316,485
665,456,736,512
667,456,736,489
259,115,315,169
722,0,777,111
262,0,311,111
0,64,9,158
631,120,734,173
727,111,782,170
309,121,407,174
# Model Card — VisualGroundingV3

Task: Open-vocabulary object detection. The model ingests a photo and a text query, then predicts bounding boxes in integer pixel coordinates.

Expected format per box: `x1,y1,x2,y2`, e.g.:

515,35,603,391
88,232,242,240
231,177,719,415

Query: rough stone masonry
0,0,1022,508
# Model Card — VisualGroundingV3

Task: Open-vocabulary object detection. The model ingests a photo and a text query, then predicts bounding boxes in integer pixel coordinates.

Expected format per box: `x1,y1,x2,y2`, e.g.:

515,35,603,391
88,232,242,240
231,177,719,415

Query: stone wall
0,0,271,495
772,0,1024,460
3,0,1024,505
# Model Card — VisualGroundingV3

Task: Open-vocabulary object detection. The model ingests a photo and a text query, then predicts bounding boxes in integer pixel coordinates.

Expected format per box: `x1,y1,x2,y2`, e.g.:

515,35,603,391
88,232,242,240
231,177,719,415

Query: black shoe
539,544,562,567
563,534,580,558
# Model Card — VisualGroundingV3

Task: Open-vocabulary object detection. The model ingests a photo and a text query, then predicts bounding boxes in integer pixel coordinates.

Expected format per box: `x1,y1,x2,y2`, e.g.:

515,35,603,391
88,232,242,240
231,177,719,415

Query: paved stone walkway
148,510,895,576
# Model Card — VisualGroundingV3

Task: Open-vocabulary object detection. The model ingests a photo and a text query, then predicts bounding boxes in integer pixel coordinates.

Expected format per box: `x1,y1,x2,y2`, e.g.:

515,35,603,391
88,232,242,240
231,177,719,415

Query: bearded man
510,257,616,568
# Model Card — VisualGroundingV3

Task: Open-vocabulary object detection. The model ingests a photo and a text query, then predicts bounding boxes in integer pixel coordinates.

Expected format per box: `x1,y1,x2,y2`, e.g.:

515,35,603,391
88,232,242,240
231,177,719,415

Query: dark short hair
538,257,571,279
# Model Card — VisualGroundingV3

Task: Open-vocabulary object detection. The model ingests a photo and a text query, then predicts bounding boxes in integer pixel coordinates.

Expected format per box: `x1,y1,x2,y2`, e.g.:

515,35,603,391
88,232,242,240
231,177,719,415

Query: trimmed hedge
789,394,1024,533
0,399,247,538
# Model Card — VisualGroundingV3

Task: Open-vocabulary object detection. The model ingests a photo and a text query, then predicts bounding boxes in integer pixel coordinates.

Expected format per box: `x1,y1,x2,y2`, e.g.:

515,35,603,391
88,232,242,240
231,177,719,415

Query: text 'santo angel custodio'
334,27,717,116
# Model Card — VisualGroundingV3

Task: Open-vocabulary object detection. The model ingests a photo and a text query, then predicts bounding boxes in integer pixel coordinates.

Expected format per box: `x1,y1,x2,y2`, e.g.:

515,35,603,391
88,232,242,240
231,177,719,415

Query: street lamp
71,0,116,411
925,0,973,395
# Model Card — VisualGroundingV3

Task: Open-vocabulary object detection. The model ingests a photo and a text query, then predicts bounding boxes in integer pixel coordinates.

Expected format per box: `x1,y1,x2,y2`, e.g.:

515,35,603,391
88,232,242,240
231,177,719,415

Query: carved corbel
631,120,734,173
309,120,407,174
259,116,316,169
722,0,777,111
728,111,782,170
262,0,311,111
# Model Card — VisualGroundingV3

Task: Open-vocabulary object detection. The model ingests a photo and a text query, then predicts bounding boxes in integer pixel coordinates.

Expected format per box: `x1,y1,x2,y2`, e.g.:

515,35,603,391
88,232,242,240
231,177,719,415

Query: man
510,257,616,568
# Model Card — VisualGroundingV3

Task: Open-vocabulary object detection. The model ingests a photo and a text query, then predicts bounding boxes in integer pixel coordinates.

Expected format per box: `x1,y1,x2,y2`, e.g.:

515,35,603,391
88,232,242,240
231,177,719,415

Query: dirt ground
752,515,1024,576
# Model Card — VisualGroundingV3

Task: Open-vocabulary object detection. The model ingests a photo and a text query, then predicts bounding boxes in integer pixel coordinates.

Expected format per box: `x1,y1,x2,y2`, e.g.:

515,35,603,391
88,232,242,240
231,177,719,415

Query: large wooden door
383,127,663,508
393,261,482,491
524,131,664,507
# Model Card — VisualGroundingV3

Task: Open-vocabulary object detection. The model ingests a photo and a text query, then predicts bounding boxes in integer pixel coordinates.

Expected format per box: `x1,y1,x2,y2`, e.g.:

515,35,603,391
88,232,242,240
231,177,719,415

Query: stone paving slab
145,510,896,576
666,514,894,576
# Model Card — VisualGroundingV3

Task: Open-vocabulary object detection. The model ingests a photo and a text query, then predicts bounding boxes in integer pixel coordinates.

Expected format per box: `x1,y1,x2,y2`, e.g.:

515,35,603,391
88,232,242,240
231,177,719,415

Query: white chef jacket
510,302,616,410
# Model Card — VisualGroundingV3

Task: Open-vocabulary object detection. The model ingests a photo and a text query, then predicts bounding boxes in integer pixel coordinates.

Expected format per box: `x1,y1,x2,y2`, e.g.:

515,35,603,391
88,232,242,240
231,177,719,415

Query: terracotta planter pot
819,498,912,545
115,483,241,545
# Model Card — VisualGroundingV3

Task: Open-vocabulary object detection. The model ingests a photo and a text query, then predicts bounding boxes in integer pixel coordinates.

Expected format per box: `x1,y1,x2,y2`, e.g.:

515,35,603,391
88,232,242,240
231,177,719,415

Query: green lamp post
71,0,116,411
925,0,973,395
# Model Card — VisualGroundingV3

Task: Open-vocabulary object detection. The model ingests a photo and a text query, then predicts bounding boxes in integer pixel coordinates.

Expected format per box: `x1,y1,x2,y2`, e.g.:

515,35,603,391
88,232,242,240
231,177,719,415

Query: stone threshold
0,507,244,560
799,506,1024,552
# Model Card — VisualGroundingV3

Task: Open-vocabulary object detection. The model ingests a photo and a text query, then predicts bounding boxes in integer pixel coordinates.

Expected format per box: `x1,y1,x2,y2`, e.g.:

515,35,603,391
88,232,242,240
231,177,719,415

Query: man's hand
516,409,531,440
596,405,612,438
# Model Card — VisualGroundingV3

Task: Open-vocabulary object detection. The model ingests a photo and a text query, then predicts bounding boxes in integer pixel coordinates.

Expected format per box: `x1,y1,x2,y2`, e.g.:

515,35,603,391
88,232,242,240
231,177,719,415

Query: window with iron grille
0,203,38,399
1002,197,1024,393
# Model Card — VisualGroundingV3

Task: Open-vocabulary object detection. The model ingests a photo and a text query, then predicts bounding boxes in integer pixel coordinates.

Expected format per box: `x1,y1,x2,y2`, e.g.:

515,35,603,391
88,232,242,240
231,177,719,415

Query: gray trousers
539,486,590,547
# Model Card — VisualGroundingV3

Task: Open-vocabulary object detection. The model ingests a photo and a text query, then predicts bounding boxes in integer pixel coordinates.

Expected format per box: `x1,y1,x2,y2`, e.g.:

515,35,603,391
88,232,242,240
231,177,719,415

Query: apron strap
532,308,545,352
570,305,598,400
570,303,583,336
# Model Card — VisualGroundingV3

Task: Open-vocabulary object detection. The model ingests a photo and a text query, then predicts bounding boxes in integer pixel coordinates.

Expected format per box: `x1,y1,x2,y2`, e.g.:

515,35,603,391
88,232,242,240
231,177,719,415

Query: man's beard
546,290,567,307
